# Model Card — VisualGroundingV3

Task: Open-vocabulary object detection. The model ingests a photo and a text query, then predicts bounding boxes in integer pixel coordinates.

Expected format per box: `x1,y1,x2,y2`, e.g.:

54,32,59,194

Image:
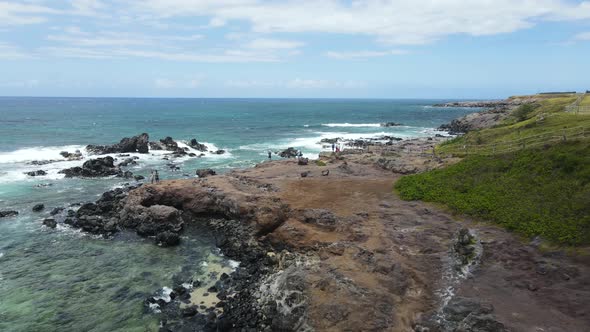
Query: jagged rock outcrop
279,147,299,158
59,156,132,178
86,133,149,154
189,139,208,152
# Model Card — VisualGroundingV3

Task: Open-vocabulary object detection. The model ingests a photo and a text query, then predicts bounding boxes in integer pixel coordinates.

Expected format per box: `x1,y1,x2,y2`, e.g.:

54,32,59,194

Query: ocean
0,97,477,331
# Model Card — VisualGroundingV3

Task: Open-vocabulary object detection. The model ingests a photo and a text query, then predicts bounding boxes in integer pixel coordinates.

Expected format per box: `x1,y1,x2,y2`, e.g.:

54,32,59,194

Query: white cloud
132,0,590,45
40,46,282,62
245,38,304,50
155,78,176,88
573,31,590,41
286,78,366,89
325,49,407,59
0,1,58,26
155,77,203,88
225,78,366,89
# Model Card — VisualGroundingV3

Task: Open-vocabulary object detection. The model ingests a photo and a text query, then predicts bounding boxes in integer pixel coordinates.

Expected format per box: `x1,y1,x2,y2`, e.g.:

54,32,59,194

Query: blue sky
1,0,590,98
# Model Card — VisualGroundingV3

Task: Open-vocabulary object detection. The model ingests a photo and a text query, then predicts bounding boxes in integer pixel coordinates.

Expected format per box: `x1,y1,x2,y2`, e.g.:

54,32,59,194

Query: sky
1,0,590,99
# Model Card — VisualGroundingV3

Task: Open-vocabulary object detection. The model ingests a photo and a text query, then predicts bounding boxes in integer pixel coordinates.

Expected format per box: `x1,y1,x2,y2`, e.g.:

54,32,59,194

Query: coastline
3,97,589,331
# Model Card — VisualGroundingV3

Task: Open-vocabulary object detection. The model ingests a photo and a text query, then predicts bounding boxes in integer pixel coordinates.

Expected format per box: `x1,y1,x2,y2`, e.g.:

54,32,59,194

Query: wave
321,123,382,128
0,145,87,164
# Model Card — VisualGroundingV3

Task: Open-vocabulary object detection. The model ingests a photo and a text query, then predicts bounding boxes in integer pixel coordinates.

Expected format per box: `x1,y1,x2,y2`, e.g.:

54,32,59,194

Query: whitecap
321,123,382,128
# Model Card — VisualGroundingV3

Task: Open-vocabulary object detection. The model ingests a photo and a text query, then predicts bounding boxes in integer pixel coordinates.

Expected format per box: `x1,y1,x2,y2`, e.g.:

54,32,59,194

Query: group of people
149,170,160,184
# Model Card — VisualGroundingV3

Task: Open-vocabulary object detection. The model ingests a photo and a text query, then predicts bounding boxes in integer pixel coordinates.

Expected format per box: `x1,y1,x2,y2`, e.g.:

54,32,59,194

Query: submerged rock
381,122,403,127
42,218,57,228
32,204,45,212
25,170,47,177
156,231,181,247
60,150,83,160
0,210,19,218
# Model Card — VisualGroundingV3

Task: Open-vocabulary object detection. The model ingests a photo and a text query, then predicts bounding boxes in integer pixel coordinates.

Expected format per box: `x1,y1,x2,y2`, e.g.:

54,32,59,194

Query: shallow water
0,97,479,330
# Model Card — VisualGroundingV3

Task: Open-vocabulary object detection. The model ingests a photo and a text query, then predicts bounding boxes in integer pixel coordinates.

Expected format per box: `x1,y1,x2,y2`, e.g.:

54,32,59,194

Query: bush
395,141,590,245
513,104,536,122
315,160,327,166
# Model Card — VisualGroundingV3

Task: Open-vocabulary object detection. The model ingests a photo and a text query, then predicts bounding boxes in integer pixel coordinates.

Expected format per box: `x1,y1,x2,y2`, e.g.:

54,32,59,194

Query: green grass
581,95,590,107
395,141,590,245
437,96,590,156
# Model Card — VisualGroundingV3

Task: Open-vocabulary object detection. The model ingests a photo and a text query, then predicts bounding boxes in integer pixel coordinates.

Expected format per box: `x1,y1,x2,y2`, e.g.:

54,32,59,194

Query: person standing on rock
149,170,155,184
154,170,160,183
331,143,335,152
268,150,272,160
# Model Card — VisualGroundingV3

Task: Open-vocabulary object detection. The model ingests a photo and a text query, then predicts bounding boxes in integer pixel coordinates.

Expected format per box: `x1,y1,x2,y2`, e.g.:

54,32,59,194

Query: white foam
0,252,4,259
228,260,240,270
322,123,382,128
0,145,87,164
153,286,173,303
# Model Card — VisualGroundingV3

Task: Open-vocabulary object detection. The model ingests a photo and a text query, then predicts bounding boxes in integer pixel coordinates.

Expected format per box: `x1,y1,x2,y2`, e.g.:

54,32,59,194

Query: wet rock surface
279,147,299,158
25,170,47,176
87,133,149,154
59,156,132,178
0,210,19,218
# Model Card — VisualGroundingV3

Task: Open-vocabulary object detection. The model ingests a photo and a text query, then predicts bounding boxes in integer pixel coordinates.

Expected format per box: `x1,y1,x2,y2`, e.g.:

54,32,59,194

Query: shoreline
5,97,589,331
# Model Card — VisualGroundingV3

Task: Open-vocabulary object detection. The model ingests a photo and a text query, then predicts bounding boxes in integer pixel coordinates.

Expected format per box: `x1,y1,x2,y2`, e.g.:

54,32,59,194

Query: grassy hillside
396,95,590,246
395,141,590,245
437,96,590,156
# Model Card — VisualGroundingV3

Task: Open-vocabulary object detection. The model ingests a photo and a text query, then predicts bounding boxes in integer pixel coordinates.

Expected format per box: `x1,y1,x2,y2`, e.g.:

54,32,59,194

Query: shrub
513,104,536,122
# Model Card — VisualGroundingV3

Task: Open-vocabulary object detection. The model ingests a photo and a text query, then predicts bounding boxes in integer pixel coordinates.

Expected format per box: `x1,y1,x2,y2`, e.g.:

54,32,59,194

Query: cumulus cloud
131,0,590,45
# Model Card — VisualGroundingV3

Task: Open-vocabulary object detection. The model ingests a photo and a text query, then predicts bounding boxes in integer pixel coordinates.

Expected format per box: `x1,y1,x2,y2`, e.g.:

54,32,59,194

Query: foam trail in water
322,123,382,128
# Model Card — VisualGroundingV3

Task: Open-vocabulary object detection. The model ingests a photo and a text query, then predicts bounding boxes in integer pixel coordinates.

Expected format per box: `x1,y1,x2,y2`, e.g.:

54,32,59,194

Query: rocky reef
87,133,150,154
59,156,133,178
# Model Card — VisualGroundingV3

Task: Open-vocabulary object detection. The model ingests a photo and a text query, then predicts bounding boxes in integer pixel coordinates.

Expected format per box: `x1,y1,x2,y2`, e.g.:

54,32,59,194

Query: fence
437,126,589,157
565,93,590,114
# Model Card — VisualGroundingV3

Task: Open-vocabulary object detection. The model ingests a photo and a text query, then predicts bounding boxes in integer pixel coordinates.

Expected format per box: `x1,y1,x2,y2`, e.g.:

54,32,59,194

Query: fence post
563,129,567,141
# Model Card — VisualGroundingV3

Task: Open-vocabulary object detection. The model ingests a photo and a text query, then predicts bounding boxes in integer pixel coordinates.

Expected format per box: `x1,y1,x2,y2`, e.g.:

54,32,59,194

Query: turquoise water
0,97,477,331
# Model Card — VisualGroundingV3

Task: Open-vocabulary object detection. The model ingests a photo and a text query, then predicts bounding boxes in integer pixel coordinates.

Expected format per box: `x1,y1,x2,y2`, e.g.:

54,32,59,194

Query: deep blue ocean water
0,97,477,331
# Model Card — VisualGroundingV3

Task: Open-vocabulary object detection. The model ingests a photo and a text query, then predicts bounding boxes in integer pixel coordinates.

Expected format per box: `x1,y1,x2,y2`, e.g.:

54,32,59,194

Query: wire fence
565,93,590,114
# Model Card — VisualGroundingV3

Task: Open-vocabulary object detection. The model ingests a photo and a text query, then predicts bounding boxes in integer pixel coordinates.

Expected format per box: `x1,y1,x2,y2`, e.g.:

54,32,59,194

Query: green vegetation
581,94,590,107
437,96,590,156
315,160,327,166
397,94,590,245
397,140,590,245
